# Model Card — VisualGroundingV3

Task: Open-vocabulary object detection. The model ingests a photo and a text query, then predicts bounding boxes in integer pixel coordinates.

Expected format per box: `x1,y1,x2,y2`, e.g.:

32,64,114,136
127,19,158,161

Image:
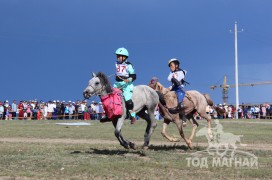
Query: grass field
0,119,271,179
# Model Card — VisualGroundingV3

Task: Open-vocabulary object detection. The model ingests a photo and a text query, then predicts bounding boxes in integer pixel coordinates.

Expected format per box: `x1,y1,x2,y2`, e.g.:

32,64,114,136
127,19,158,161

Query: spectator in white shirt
47,101,54,120
11,100,17,120
0,102,4,120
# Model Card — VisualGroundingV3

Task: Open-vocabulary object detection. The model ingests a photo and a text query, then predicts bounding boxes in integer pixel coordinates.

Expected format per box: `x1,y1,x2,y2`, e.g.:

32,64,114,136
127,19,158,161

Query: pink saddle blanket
100,88,123,120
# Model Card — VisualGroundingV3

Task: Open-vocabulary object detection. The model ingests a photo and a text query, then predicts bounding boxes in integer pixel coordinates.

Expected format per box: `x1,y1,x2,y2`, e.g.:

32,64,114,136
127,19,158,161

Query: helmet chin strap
117,59,124,63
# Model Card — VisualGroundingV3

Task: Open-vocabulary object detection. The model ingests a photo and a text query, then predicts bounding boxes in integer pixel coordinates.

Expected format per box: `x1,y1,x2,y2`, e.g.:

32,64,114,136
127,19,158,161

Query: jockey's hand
124,79,130,83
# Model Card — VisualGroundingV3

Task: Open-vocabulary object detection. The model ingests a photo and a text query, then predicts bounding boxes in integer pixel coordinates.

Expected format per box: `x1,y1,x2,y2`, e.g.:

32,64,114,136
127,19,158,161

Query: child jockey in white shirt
167,58,187,114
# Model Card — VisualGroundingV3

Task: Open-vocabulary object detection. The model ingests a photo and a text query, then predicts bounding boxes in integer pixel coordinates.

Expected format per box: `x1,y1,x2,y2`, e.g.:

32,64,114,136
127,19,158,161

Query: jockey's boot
179,113,187,127
168,102,185,114
100,115,112,123
130,116,136,124
125,99,136,124
125,99,134,111
127,111,137,124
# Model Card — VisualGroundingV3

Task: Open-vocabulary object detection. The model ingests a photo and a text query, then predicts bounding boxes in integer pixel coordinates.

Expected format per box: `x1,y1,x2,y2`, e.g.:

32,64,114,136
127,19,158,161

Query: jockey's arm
168,78,181,90
126,64,136,82
171,77,181,86
129,74,136,82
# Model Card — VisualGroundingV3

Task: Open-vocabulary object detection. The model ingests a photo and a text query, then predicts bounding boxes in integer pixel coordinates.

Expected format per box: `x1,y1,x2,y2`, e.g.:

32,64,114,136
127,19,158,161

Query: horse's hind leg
137,109,157,149
199,112,213,140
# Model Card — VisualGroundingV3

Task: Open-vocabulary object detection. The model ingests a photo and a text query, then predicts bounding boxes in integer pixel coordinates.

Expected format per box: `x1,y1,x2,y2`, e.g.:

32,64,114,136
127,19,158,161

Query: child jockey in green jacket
114,47,136,124
100,47,136,124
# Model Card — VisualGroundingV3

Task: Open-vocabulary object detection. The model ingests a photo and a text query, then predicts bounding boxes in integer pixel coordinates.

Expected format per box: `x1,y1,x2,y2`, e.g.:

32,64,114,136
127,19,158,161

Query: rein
154,82,195,111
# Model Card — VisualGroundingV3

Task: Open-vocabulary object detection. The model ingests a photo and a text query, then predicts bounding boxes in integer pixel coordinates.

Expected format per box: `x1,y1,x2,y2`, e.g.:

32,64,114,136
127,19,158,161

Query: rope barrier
2,112,105,120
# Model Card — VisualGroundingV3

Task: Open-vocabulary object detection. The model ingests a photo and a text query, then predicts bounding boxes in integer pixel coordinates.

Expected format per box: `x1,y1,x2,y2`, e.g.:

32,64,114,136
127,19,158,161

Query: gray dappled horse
83,72,159,150
150,81,218,148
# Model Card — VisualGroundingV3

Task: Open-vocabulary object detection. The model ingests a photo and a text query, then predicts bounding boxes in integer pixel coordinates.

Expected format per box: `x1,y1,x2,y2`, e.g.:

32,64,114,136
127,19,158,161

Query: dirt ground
0,137,271,151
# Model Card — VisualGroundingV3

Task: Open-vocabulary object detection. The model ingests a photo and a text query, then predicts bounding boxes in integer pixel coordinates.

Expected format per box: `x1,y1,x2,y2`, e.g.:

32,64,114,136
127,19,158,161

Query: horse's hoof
121,144,129,149
187,140,193,150
209,135,214,141
188,143,193,150
142,146,149,150
129,142,137,150
171,138,180,142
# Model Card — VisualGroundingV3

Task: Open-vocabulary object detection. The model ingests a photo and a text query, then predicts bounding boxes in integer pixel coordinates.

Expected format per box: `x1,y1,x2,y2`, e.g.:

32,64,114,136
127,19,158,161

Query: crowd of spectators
0,99,271,121
205,103,272,119
0,100,105,120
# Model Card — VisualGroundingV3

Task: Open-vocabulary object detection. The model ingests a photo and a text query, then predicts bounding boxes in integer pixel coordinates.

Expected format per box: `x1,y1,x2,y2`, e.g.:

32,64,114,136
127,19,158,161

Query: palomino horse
83,72,159,150
150,81,216,146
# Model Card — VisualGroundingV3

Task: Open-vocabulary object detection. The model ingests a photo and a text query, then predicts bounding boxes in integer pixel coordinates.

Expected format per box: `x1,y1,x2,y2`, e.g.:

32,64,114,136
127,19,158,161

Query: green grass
0,119,271,179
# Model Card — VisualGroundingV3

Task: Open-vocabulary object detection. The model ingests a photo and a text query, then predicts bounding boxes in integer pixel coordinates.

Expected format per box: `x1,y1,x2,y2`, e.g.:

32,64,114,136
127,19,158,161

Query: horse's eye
95,82,99,86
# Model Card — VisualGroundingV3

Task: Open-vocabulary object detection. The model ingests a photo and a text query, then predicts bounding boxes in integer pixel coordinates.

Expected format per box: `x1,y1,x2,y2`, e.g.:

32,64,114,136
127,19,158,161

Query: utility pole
232,21,243,119
234,22,239,119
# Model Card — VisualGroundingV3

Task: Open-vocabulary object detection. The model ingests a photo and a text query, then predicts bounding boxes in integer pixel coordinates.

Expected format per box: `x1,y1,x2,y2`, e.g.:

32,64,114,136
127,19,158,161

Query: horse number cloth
101,88,123,120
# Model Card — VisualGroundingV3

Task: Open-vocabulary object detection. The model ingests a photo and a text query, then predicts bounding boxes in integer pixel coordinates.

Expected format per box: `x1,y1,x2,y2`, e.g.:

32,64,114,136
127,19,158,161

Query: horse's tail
203,93,226,115
214,106,226,115
203,93,213,106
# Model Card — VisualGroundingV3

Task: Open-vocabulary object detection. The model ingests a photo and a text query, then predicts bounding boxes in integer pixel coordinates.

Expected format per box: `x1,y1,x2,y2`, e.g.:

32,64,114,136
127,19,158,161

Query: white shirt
0,106,4,114
80,104,86,112
167,69,186,89
91,104,96,112
68,106,74,115
47,103,54,113
12,103,17,112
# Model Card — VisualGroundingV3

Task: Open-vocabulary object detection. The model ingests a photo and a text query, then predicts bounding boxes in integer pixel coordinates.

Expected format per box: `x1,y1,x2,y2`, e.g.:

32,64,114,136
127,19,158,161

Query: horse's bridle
84,74,127,100
85,83,106,98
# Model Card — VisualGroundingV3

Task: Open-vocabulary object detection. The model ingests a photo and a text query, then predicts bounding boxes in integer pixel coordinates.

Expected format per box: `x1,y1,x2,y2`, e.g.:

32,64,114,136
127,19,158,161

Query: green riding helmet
115,47,129,57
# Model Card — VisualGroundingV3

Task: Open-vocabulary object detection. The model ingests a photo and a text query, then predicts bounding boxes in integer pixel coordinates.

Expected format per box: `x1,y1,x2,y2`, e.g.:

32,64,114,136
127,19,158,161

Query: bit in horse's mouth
83,92,90,99
85,92,95,98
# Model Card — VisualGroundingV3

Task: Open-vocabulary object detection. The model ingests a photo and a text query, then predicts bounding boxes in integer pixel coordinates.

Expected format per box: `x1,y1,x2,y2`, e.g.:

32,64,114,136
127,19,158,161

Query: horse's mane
96,72,113,93
155,82,169,93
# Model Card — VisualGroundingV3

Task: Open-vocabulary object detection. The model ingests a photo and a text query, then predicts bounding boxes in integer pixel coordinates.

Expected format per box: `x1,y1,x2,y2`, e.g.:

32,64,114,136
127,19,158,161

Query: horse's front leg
113,117,131,149
188,116,199,142
161,120,180,142
175,119,192,150
159,104,179,142
137,110,157,149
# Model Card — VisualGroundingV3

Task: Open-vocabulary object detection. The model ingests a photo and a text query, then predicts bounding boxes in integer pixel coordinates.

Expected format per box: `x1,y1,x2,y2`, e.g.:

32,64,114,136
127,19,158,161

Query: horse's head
83,72,112,99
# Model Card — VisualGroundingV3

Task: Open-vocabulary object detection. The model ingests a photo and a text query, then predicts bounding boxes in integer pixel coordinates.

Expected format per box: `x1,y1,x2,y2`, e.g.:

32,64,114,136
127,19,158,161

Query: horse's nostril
83,91,88,98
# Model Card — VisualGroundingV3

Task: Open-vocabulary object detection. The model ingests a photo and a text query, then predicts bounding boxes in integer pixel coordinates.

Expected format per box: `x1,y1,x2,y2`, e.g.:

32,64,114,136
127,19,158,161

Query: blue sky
1,0,272,105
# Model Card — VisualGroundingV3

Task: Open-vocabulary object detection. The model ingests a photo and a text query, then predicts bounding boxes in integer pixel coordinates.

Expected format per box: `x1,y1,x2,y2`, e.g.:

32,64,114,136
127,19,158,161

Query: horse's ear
92,72,96,77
